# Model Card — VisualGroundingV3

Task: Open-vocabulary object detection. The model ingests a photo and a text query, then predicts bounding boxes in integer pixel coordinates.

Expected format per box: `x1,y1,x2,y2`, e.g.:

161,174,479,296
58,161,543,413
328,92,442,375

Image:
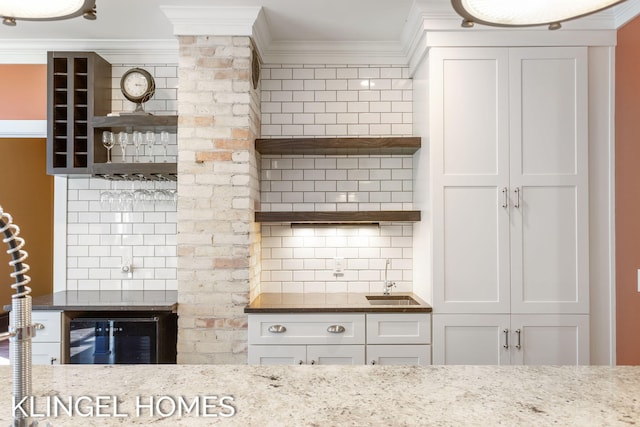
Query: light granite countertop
1,365,639,426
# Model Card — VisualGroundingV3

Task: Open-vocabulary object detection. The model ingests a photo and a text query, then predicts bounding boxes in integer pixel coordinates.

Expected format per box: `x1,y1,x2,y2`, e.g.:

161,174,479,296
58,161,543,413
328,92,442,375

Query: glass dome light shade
451,0,626,27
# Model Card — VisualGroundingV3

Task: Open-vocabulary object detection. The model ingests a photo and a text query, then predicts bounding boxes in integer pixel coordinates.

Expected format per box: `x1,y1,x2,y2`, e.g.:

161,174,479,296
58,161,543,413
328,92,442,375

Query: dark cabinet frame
46,51,112,175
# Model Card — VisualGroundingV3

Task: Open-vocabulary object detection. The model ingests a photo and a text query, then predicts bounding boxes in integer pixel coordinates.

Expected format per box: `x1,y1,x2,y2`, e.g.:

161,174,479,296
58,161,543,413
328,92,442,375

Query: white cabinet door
248,345,364,365
432,47,589,315
510,314,590,365
307,345,365,365
248,345,306,365
367,345,431,366
31,310,63,343
509,47,589,315
432,314,511,365
32,342,62,365
431,48,511,314
433,314,588,366
31,310,63,365
366,313,430,345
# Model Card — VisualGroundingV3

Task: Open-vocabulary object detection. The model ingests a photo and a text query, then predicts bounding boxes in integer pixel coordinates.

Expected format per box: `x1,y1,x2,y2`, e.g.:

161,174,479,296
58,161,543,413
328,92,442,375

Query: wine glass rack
46,51,111,174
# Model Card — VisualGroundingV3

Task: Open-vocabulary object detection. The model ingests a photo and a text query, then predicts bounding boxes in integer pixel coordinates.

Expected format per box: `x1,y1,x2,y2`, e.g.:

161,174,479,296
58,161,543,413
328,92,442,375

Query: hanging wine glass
160,131,170,162
145,131,155,162
117,132,128,162
132,131,143,163
102,131,114,164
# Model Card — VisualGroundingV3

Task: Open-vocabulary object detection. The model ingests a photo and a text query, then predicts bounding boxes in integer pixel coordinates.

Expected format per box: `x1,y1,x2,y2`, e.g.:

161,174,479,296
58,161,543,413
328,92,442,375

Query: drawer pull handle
34,323,44,330
268,325,286,333
327,325,346,334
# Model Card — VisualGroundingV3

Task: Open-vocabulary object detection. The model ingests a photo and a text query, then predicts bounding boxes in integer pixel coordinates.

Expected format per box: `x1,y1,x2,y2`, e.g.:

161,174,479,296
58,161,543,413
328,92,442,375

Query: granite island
0,365,638,426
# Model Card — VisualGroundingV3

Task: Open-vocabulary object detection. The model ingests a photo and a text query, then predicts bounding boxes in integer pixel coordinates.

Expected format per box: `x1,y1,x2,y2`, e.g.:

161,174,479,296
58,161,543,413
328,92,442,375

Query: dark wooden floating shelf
255,137,421,155
92,115,178,132
91,162,177,181
255,210,421,223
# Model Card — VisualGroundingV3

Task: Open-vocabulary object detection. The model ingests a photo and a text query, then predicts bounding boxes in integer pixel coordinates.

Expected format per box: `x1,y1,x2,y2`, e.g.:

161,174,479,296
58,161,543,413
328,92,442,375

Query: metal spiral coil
1,205,37,427
0,208,31,298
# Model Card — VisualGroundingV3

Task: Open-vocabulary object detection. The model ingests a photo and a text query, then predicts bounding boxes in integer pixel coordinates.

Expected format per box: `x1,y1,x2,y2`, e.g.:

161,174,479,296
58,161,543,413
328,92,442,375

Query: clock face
123,72,149,97
120,68,155,105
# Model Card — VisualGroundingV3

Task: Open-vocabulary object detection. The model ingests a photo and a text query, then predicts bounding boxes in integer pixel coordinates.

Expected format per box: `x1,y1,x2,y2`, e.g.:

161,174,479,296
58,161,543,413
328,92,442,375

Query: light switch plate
333,257,344,275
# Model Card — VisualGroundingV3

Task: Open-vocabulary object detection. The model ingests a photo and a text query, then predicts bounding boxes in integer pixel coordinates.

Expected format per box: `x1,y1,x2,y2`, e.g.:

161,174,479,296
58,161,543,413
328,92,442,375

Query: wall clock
120,67,155,114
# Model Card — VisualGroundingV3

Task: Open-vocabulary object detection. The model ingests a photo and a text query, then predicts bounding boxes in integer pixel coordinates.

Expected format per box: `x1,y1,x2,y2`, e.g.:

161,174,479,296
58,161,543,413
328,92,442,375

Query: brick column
176,35,261,364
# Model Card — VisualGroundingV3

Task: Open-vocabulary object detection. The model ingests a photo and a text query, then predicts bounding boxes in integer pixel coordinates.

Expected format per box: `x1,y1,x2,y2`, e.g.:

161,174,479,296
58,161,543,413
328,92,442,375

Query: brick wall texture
176,35,260,364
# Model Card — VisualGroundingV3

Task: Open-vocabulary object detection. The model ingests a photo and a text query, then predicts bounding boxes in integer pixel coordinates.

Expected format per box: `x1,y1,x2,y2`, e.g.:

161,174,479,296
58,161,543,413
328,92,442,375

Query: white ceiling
0,0,638,65
0,0,416,42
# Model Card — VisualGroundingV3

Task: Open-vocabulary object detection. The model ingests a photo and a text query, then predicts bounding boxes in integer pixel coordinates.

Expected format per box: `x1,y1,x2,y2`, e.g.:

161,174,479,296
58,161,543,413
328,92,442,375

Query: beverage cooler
69,313,176,364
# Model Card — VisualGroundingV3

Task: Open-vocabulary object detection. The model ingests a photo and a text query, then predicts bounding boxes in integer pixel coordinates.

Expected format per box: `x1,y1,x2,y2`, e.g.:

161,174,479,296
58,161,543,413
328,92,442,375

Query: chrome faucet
383,258,396,295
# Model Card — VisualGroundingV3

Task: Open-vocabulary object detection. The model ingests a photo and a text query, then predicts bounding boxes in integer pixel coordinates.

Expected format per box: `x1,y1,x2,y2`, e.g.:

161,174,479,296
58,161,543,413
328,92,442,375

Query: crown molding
405,0,623,74
613,0,640,28
0,120,46,138
0,39,178,64
160,6,261,37
251,7,272,62
0,2,635,68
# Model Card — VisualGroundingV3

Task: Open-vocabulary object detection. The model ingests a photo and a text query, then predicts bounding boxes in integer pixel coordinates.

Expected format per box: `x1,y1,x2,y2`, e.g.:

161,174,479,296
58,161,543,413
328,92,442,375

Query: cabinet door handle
327,325,346,334
298,360,304,365
34,323,44,330
50,357,57,365
268,325,286,333
310,360,316,365
515,329,521,349
514,187,520,208
371,360,377,365
502,187,508,208
503,328,509,349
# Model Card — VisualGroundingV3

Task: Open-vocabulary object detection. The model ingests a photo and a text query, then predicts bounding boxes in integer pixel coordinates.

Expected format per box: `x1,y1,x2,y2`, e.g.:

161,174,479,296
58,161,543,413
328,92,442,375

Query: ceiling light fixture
0,0,96,26
451,0,627,30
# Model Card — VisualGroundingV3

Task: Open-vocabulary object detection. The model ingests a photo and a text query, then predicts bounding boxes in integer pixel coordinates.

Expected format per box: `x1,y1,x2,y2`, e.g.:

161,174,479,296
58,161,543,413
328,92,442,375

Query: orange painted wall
616,17,640,364
0,139,53,309
0,64,52,310
0,64,46,120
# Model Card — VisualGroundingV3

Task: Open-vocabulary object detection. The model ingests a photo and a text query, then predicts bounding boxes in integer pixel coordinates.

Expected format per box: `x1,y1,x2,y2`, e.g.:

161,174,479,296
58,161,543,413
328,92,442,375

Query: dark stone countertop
244,292,432,313
3,290,177,312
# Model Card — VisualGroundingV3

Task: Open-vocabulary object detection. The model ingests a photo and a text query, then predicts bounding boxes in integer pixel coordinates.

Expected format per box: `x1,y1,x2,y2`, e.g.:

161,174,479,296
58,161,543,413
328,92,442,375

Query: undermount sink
366,295,420,305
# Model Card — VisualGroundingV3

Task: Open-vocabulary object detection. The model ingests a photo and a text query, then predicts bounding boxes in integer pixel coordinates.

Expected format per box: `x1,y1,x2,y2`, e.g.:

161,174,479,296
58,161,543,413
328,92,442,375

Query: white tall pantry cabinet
429,47,590,365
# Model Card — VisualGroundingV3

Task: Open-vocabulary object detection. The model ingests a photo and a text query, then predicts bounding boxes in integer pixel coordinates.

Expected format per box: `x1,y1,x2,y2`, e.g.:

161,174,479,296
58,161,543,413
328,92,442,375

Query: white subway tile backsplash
336,68,358,79
258,64,415,293
293,91,315,102
337,91,359,102
282,102,303,113
293,68,314,79
358,91,380,102
262,65,411,137
270,68,292,79
67,61,179,292
261,224,412,294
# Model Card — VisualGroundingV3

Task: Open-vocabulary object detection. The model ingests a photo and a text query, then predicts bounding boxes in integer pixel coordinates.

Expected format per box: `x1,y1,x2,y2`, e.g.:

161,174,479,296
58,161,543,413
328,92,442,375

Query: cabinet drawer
307,345,365,365
31,311,63,343
248,345,306,365
367,344,431,366
248,314,365,345
366,313,431,344
32,342,61,365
